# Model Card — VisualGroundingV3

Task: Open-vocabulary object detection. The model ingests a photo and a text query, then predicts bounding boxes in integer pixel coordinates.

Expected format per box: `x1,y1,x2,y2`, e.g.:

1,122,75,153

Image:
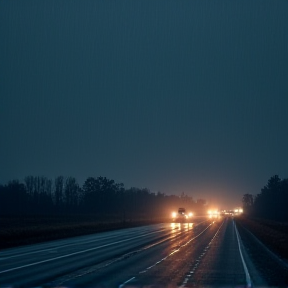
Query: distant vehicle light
208,210,211,214
239,209,243,213
188,212,193,217
172,212,177,218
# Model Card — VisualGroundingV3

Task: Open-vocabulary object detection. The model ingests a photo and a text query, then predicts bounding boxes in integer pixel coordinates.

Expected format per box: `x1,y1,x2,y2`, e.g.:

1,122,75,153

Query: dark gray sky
1,0,288,208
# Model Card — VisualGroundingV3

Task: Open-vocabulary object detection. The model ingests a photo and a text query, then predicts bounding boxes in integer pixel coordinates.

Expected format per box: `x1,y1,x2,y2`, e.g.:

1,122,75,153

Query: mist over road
1,217,287,287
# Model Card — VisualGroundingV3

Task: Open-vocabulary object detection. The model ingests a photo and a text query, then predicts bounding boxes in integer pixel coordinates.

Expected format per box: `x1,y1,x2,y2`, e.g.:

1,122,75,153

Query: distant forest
242,175,288,222
0,176,207,219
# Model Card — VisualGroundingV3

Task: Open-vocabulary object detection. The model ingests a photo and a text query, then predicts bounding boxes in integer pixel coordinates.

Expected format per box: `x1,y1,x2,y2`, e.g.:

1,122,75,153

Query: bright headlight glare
172,212,176,218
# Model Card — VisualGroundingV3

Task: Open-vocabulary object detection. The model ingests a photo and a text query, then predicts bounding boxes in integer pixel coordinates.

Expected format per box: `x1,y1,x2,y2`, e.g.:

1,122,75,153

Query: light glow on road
120,220,215,288
170,223,182,232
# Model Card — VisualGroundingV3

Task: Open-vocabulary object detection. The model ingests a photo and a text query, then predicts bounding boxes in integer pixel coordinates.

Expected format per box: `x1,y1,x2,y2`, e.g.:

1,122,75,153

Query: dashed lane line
118,221,214,288
178,219,225,288
45,225,198,286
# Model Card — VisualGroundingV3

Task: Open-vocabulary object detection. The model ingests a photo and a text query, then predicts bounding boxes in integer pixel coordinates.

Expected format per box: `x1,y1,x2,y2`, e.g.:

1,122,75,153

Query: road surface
1,217,287,287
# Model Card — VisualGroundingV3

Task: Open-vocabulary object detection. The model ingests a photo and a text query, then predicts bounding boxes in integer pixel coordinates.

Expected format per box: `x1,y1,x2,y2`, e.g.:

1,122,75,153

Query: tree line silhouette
242,175,288,222
0,176,207,219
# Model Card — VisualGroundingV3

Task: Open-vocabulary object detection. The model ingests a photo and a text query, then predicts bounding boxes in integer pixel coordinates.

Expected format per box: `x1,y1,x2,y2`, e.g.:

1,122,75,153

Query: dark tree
64,177,80,213
242,194,254,214
0,180,29,215
54,176,64,212
245,175,288,221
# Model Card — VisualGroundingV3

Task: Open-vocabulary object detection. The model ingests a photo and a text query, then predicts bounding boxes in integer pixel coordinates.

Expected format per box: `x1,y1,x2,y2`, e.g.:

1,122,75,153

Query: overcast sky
1,0,287,208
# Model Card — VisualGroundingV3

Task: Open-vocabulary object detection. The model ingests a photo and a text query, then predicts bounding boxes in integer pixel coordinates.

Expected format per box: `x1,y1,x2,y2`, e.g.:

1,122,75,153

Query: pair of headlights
171,212,193,217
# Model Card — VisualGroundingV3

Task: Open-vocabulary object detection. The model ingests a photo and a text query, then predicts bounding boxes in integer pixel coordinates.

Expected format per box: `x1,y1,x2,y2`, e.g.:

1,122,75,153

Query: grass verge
235,216,288,260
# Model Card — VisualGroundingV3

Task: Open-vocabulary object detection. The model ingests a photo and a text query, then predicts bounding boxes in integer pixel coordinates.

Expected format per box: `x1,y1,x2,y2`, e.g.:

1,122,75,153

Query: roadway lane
54,217,224,287
73,217,247,288
177,218,248,287
2,217,286,287
0,217,207,287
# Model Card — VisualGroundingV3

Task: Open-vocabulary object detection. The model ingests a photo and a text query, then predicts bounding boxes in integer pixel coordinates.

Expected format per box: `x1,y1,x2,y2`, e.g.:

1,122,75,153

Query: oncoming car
207,210,220,218
171,207,193,222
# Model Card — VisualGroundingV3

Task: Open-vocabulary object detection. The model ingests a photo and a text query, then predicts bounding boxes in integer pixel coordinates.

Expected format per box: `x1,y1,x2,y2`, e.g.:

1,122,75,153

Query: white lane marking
234,220,252,288
0,226,167,260
139,221,213,271
48,224,201,286
1,221,206,259
239,223,288,270
0,232,158,260
2,220,206,260
0,229,166,274
179,219,225,288
0,248,60,260
119,221,213,287
118,277,135,288
1,221,207,274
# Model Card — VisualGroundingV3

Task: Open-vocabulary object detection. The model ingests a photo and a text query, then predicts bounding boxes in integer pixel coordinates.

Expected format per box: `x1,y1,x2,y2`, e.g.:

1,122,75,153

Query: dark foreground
1,216,288,287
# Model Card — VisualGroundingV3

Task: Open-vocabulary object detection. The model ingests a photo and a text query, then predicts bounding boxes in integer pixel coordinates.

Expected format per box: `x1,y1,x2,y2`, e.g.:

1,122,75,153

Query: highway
1,217,287,287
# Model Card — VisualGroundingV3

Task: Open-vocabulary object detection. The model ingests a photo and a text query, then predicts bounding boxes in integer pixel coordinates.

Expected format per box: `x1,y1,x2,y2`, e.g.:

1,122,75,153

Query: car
207,210,220,218
171,207,193,222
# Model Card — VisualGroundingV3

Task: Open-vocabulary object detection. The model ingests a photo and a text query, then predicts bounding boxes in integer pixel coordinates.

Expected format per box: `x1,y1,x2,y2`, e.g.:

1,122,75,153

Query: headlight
172,212,176,218
188,212,193,217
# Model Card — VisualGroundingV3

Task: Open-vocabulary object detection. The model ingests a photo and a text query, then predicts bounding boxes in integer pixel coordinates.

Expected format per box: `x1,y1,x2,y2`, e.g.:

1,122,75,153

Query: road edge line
237,221,288,270
234,219,252,288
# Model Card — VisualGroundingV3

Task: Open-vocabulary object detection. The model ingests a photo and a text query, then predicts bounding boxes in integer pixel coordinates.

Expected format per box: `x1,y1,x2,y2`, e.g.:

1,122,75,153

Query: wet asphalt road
1,217,287,287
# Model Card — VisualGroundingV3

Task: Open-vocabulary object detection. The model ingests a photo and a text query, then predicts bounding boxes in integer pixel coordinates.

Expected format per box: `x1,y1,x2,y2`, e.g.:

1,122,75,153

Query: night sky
1,0,288,208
